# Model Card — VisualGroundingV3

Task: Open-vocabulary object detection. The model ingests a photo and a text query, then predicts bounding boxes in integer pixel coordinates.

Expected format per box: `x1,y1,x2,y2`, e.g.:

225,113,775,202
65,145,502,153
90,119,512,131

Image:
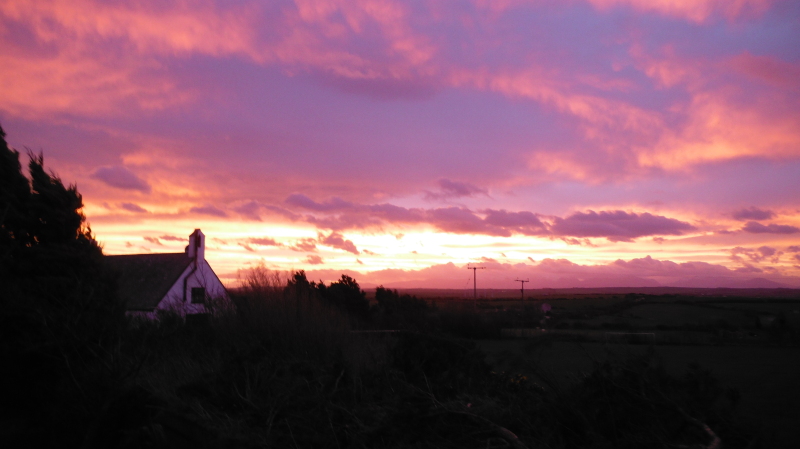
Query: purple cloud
119,202,147,213
91,166,150,193
159,235,184,242
306,255,324,265
428,207,508,236
732,207,775,221
285,194,354,212
143,236,162,245
275,195,704,242
561,237,594,246
190,204,228,217
233,201,262,220
319,232,359,254
290,238,318,252
482,209,547,236
425,179,488,200
735,264,763,273
730,246,780,264
550,211,696,242
247,237,281,247
741,221,800,234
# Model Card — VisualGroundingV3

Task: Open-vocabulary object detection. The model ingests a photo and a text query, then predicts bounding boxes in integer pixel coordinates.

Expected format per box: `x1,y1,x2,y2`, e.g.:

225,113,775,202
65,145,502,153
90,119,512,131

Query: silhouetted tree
286,269,316,299
374,285,430,329
0,123,123,448
321,274,369,318
0,125,32,259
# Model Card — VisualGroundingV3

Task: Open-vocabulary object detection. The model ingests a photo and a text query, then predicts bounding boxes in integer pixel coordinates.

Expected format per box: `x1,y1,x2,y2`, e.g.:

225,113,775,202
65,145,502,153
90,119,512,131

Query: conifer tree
0,124,123,446
0,125,33,258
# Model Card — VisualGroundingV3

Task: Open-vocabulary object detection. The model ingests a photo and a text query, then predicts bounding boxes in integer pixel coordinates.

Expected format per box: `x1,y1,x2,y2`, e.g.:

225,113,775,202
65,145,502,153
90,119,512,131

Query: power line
466,264,486,308
515,278,529,311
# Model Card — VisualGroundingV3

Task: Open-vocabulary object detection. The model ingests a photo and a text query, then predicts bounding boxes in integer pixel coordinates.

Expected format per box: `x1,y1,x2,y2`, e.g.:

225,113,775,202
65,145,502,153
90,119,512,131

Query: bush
372,286,431,330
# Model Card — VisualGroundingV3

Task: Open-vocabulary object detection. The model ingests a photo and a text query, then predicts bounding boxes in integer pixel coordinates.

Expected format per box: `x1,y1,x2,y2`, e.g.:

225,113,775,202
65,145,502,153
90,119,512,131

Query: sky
2,0,800,290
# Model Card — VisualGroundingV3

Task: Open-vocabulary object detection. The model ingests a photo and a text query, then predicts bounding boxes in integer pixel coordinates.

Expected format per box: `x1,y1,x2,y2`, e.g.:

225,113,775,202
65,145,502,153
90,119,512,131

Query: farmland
431,289,800,448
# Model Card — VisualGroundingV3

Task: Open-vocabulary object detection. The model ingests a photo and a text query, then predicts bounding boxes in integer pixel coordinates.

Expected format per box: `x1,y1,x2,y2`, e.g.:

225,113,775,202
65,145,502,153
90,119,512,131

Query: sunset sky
2,0,800,289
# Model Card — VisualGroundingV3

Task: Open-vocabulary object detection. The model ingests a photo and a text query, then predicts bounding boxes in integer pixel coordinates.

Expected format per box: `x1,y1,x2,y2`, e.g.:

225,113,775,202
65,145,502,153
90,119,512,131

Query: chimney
186,229,205,261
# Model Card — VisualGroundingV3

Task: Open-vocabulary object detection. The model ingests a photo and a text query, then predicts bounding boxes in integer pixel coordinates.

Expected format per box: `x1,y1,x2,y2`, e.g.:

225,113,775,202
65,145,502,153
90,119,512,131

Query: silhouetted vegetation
0,124,124,448
97,267,759,449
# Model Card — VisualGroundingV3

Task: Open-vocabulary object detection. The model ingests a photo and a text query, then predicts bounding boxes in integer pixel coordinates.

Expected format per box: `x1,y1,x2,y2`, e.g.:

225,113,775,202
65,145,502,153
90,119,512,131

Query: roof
106,253,193,311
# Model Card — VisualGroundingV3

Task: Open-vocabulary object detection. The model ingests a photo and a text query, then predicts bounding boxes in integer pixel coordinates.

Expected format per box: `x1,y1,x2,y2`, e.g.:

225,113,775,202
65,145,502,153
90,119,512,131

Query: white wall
146,258,229,318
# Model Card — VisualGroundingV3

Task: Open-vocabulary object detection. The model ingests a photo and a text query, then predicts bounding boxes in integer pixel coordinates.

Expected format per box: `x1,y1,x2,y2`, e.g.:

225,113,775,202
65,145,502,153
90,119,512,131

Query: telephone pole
515,278,529,311
467,264,486,309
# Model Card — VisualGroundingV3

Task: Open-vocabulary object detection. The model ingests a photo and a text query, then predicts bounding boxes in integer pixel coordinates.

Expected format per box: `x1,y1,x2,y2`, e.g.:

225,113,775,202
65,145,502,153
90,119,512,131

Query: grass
478,338,800,448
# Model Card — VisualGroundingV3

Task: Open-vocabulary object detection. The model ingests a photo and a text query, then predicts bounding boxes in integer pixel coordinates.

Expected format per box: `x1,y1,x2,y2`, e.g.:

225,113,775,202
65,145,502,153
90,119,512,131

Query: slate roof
106,253,193,311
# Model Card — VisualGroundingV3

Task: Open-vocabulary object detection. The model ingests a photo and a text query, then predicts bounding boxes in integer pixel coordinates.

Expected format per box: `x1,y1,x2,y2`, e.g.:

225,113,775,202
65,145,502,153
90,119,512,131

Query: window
191,287,206,304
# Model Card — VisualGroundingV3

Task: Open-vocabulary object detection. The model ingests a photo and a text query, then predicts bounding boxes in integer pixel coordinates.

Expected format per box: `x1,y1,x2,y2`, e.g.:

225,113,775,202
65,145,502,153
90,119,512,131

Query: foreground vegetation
4,263,764,448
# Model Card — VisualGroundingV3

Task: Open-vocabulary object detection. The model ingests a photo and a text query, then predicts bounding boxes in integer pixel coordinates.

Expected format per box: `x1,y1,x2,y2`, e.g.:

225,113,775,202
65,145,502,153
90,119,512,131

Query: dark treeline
0,124,760,448
238,267,436,331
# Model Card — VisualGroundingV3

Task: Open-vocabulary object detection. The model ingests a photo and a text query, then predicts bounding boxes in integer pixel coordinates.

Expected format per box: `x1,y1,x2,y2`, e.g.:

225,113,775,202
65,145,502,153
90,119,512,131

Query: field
464,290,800,449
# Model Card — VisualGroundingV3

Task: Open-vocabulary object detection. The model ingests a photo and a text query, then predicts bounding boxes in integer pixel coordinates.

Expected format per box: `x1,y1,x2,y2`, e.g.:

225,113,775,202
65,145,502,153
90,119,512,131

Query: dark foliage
373,286,431,330
0,124,124,449
318,274,370,319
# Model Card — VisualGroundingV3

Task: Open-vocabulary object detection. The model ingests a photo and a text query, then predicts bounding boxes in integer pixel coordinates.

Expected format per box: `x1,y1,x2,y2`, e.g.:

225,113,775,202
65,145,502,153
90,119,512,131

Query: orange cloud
0,0,259,57
632,49,800,169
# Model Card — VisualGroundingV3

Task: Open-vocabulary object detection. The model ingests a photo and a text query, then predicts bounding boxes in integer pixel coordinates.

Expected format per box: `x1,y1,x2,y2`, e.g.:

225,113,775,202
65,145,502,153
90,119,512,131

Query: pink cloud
247,237,281,247
290,238,318,252
91,166,150,193
728,52,800,91
189,204,228,217
303,254,800,289
585,0,773,22
306,254,324,265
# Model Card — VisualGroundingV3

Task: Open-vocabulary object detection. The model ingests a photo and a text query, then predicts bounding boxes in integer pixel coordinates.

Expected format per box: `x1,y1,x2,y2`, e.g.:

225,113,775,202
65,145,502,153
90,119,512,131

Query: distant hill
726,277,789,289
669,277,792,289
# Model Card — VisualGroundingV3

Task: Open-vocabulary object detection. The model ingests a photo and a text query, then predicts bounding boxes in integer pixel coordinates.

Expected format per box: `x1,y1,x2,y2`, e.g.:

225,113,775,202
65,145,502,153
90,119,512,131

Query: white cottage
106,229,228,318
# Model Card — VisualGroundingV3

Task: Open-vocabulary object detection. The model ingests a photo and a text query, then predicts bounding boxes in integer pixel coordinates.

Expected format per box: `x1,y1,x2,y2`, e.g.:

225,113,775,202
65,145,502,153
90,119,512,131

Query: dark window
191,287,206,304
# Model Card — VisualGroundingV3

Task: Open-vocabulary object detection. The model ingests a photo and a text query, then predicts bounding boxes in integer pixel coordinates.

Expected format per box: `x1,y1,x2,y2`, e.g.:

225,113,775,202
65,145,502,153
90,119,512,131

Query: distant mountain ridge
668,277,791,289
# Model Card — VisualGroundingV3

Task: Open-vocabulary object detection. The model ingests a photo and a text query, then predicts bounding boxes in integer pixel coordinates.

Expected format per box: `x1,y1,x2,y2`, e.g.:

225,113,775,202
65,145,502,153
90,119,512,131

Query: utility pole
467,264,486,309
515,278,529,311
